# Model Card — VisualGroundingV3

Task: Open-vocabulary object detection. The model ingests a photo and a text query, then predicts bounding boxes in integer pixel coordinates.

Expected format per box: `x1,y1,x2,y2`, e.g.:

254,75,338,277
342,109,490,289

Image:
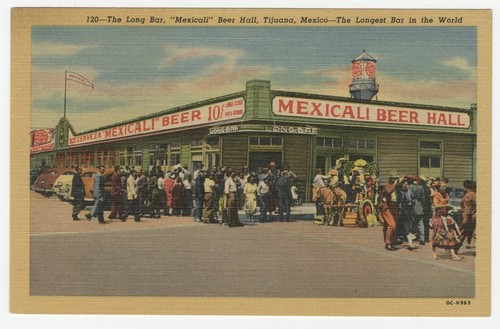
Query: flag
66,71,94,89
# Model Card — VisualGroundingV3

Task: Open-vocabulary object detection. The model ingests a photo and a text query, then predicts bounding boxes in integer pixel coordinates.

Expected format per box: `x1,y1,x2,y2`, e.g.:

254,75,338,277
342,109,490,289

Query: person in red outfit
430,179,463,261
379,173,399,251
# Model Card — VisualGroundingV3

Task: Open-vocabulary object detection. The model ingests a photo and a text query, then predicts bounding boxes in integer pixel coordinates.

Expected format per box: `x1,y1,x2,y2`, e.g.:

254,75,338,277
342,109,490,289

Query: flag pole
63,70,67,119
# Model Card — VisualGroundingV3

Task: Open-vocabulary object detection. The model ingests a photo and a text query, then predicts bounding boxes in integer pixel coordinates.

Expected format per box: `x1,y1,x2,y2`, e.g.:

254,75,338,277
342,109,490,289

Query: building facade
30,78,477,201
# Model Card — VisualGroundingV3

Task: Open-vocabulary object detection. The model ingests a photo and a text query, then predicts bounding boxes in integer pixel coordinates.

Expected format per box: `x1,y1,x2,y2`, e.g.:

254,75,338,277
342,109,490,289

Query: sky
31,26,477,132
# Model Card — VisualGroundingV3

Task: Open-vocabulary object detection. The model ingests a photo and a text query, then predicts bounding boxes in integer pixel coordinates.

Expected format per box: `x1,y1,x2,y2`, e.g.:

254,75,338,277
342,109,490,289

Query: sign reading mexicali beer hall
272,96,470,129
68,97,245,146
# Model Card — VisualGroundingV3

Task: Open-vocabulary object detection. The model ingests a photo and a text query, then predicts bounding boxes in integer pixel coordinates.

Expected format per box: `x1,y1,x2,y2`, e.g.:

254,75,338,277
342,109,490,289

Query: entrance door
206,152,220,171
248,151,282,172
191,152,203,173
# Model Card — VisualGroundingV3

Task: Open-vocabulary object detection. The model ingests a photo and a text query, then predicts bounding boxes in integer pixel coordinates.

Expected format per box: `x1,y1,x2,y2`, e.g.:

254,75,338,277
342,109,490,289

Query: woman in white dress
244,176,258,223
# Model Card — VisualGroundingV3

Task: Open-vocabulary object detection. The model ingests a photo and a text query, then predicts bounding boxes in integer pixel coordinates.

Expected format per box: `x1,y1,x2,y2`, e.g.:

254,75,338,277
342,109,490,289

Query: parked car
52,170,79,201
54,167,115,205
81,167,114,203
30,169,43,188
33,168,76,196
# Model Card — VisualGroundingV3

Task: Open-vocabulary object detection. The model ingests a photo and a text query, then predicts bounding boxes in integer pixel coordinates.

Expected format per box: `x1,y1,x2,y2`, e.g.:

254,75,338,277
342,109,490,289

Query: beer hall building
30,51,477,200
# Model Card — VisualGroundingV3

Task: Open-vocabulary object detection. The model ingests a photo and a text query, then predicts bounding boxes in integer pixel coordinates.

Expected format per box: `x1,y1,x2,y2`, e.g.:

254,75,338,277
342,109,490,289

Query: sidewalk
238,202,316,222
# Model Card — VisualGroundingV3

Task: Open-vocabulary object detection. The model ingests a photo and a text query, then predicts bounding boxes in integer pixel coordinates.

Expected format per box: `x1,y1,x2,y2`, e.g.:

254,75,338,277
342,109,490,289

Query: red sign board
30,129,55,153
68,97,246,146
272,96,470,129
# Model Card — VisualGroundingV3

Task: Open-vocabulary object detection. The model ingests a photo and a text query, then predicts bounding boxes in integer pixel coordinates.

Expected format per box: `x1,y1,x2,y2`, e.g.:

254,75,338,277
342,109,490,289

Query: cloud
376,73,476,108
161,45,245,70
290,66,353,97
291,65,476,108
441,57,476,78
32,42,98,57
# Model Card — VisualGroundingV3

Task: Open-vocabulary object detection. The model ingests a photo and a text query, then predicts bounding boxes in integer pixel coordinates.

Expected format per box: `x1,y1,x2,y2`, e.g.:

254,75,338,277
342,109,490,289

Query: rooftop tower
349,50,379,101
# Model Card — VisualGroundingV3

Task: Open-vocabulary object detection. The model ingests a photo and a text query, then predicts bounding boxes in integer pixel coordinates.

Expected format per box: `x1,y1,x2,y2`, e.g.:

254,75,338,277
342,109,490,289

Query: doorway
248,151,282,172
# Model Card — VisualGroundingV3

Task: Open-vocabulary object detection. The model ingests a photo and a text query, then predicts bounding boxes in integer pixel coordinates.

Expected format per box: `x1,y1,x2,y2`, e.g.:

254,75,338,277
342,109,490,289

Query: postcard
11,7,491,317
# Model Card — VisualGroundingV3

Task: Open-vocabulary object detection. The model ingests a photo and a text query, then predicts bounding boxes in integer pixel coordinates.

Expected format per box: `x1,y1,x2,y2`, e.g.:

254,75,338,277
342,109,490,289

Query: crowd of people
378,173,476,261
69,162,477,261
70,161,299,227
310,166,477,260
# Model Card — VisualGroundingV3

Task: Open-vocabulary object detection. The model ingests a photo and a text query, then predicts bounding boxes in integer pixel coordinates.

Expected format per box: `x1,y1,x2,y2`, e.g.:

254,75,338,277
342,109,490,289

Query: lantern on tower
349,50,379,101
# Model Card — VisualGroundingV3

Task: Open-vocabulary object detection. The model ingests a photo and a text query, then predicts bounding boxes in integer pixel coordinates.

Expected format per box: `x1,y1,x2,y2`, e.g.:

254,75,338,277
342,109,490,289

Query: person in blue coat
85,165,106,224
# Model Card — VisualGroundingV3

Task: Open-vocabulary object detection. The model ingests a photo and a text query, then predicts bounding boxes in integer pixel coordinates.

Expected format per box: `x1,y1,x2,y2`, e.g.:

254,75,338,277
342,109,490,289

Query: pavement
29,191,476,299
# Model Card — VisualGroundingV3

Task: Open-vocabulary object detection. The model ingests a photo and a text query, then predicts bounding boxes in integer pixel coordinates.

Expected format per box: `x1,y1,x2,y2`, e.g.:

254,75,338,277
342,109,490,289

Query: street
29,191,475,298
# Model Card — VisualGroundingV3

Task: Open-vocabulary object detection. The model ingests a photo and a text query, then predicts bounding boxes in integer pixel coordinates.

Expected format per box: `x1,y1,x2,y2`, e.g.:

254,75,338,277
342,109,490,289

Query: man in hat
202,171,216,223
277,171,293,222
257,173,270,223
409,175,425,245
268,161,280,178
136,171,149,220
241,164,250,183
70,165,85,220
312,168,330,215
267,162,280,215
398,178,417,250
225,170,244,227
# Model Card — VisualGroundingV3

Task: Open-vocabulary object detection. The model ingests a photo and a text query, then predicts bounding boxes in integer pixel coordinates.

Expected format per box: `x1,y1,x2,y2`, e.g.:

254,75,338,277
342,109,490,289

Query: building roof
352,50,377,63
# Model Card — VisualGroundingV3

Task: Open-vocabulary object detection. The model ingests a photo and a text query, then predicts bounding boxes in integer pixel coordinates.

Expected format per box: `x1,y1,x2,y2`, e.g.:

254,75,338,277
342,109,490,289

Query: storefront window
419,140,442,178
420,141,441,151
207,137,220,148
271,137,282,146
316,137,342,148
348,139,374,149
420,156,441,168
148,143,166,168
79,152,91,168
166,141,181,168
249,136,282,146
170,154,180,167
249,151,282,172
191,138,202,147
134,148,142,166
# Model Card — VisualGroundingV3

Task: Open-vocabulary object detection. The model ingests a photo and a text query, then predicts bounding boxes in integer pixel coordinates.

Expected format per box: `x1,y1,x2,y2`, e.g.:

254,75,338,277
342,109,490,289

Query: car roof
41,168,75,175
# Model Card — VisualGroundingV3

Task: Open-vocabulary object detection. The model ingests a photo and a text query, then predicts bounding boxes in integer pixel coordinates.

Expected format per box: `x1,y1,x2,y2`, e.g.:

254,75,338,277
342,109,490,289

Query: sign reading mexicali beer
68,97,245,146
272,96,470,129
